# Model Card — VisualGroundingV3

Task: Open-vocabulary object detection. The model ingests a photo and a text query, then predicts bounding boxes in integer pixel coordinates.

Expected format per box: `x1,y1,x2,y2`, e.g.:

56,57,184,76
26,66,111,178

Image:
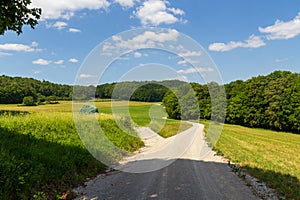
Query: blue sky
0,0,300,85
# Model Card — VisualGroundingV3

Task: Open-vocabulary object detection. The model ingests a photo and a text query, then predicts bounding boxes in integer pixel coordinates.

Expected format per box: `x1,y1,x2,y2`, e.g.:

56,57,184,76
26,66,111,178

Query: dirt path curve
74,123,259,200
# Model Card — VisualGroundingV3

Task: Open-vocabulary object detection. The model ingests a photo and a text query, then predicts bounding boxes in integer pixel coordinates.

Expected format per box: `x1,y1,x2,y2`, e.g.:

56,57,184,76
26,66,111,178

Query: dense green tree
0,0,41,35
162,83,199,120
0,75,72,104
162,91,181,119
22,96,35,106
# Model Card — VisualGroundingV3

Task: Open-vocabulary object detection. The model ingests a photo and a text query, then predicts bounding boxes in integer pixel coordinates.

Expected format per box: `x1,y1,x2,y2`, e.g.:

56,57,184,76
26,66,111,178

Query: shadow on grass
0,126,106,199
245,166,300,199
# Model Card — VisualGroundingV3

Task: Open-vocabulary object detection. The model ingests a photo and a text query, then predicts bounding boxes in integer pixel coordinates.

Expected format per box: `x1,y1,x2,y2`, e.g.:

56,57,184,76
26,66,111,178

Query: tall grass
0,112,143,199
0,101,191,199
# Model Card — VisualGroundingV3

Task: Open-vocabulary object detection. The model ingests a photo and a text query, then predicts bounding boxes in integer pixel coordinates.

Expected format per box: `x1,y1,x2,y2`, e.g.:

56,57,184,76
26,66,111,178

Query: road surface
74,123,258,200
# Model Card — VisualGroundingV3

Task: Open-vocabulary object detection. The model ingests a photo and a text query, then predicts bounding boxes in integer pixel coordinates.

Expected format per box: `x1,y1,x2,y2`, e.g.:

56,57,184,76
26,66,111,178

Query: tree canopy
0,0,41,35
1,71,299,133
163,70,300,133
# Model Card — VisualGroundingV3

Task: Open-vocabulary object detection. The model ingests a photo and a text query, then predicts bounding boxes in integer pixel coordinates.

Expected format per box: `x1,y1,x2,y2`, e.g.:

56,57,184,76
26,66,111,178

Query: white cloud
259,12,300,40
33,70,42,74
168,75,187,82
31,41,39,47
49,21,68,30
0,43,39,52
115,0,136,8
177,60,187,66
177,67,214,74
32,58,51,65
54,60,64,65
112,35,122,41
117,56,130,60
69,58,79,63
177,57,200,66
168,7,184,15
0,52,13,57
69,28,81,33
275,58,289,63
209,35,266,52
134,0,185,26
79,73,96,79
178,50,201,57
134,52,142,58
31,0,110,20
103,29,179,52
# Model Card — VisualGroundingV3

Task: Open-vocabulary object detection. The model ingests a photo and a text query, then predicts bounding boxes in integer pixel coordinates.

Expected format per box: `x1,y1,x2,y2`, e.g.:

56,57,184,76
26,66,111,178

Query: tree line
163,70,300,133
0,76,182,104
0,75,72,104
2,71,299,133
225,71,300,133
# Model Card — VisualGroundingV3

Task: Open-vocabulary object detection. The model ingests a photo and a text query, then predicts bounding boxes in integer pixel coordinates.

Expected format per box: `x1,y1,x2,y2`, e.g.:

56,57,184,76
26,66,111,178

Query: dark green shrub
22,96,36,106
79,105,98,114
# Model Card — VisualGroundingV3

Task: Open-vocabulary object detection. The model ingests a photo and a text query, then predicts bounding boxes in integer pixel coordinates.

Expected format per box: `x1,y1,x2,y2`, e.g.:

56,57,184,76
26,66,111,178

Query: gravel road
74,123,258,200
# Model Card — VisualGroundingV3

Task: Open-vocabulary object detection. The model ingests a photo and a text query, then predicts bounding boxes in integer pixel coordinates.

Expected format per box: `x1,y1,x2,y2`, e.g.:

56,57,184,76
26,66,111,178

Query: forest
163,70,300,133
0,76,72,104
0,76,182,104
1,70,299,133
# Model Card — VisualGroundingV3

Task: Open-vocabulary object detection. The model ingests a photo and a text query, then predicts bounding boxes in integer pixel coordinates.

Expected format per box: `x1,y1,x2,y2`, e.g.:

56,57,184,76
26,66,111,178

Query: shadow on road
75,159,261,200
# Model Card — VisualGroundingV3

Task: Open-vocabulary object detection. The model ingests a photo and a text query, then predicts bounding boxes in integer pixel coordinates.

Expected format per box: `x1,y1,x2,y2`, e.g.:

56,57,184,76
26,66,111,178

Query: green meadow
0,101,189,199
1,101,299,199
202,120,300,199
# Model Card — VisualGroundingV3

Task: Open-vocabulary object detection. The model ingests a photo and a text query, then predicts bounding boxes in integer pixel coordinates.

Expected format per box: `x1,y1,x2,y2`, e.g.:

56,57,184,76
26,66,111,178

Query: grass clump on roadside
202,120,300,199
150,119,192,138
0,111,143,199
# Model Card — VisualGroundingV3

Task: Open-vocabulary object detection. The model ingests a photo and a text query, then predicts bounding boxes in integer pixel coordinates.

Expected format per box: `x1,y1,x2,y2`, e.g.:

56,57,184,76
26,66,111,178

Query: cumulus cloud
134,0,185,26
177,67,214,74
69,58,79,63
259,12,300,40
177,60,187,66
178,50,201,57
115,0,136,8
134,52,142,58
103,29,179,52
168,75,187,82
0,43,40,52
0,52,13,57
275,58,289,63
177,57,200,66
32,58,51,65
69,28,81,33
79,73,96,79
48,21,68,30
209,35,266,52
54,60,64,64
31,0,110,20
31,41,39,47
33,70,42,74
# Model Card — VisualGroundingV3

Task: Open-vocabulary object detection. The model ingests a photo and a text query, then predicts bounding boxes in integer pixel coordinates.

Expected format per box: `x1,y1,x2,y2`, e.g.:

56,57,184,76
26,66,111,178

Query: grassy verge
202,121,300,199
0,111,143,199
150,119,193,138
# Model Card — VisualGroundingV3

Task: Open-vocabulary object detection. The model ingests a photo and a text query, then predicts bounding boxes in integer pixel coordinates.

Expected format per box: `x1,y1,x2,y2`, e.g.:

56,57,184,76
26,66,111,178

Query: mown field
202,120,300,199
0,101,189,199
